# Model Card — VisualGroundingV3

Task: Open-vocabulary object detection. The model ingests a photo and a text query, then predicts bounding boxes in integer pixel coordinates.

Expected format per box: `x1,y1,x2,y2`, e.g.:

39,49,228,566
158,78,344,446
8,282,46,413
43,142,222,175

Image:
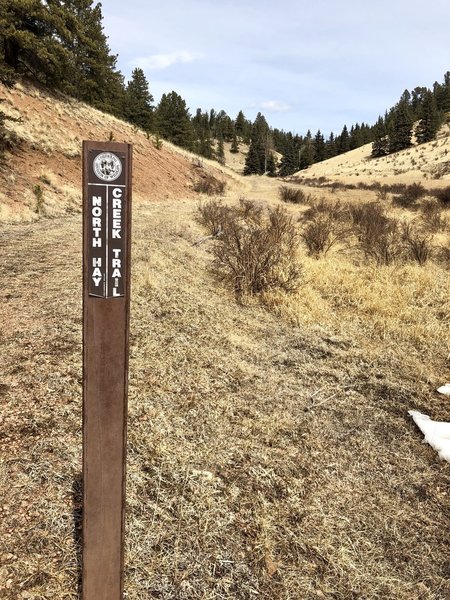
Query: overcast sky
103,0,450,136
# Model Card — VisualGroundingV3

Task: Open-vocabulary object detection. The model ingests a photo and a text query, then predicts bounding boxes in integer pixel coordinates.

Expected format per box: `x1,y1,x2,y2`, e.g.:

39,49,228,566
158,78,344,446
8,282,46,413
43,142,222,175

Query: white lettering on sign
91,196,103,248
87,152,127,298
111,188,122,240
112,248,122,295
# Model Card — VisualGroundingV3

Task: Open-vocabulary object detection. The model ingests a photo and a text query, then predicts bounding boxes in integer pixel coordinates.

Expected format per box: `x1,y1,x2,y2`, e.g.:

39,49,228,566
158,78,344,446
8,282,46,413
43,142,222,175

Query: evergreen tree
371,116,390,157
216,133,225,165
314,129,326,162
416,90,439,144
350,123,363,149
338,125,350,153
124,67,154,130
244,138,265,175
266,152,277,177
243,113,270,175
433,71,450,114
230,131,239,153
279,139,297,176
155,91,194,149
325,132,337,158
388,100,413,153
0,0,72,86
235,110,245,135
64,0,125,115
299,133,315,170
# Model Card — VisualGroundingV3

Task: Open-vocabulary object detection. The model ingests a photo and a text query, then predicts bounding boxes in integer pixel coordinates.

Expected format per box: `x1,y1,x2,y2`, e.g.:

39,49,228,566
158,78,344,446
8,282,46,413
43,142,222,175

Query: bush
302,214,348,257
237,197,263,223
432,186,450,206
193,172,227,196
392,183,426,208
209,204,301,300
279,186,310,204
302,198,346,223
421,199,447,232
347,202,389,234
0,103,20,163
196,199,230,235
349,203,402,265
33,184,45,215
401,224,433,266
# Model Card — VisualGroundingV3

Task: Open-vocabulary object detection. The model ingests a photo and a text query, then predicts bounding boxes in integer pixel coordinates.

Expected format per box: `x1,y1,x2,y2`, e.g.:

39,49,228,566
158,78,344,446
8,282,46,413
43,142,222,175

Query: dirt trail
1,200,450,599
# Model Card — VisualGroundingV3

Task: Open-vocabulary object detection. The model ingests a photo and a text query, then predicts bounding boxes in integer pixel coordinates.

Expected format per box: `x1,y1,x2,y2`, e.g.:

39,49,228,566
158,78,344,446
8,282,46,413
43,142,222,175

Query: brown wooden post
82,141,132,600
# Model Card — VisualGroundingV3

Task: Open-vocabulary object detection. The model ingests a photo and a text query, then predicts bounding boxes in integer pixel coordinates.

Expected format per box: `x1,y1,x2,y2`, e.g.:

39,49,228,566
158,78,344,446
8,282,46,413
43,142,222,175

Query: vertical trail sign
82,141,132,600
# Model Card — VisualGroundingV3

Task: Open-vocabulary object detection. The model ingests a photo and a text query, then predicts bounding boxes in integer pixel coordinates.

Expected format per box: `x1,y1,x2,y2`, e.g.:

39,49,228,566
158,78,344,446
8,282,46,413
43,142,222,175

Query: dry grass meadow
1,82,450,599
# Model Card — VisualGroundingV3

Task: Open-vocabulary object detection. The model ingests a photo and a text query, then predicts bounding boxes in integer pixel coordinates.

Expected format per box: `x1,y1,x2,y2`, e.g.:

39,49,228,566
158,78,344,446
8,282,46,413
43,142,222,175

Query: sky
102,0,450,136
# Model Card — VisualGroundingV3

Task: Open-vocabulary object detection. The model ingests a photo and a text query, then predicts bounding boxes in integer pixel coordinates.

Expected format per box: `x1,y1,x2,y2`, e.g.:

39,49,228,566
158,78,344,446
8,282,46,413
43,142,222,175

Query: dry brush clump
347,202,403,265
420,199,448,233
401,223,434,266
433,185,450,206
192,163,227,196
298,199,438,267
301,199,350,257
278,185,311,204
198,199,301,300
392,182,427,209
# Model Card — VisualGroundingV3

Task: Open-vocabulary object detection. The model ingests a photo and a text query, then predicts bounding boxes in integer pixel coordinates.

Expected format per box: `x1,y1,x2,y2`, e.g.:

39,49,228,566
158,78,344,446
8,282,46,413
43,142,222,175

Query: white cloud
261,100,291,113
134,50,203,71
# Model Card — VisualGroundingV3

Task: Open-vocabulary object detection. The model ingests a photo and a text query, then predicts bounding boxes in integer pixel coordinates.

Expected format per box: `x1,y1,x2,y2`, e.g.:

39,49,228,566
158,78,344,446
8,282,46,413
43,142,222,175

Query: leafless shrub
279,186,310,204
193,173,227,196
436,246,450,269
237,197,263,223
420,199,447,232
392,183,426,209
303,198,346,223
376,186,389,202
349,203,402,265
196,199,231,235
302,214,348,256
401,224,433,266
433,185,450,207
211,206,301,300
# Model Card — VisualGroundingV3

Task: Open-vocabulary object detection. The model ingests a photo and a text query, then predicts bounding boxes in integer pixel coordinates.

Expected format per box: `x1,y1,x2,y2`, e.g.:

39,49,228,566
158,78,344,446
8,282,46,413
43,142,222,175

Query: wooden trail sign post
82,141,132,600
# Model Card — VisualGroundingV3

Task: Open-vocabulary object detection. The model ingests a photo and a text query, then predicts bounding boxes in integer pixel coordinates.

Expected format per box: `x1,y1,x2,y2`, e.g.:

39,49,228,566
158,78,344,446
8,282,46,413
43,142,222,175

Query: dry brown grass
1,197,450,600
2,81,450,600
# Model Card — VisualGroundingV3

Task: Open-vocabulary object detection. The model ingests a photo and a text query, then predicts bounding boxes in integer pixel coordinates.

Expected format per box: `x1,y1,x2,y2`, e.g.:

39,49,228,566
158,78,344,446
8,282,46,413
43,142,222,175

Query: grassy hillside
293,124,450,185
0,80,241,223
1,82,450,599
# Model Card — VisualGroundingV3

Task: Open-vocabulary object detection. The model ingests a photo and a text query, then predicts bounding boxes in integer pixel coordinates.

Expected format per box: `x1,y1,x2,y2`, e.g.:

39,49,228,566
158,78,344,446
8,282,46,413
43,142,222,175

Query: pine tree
266,152,277,177
416,90,439,144
279,140,297,176
314,129,326,162
235,110,246,137
243,113,270,175
325,132,337,158
244,137,265,175
338,125,350,153
124,67,154,131
299,138,315,170
389,101,413,153
155,91,194,149
371,116,390,157
216,133,225,165
0,0,72,86
64,0,125,115
230,131,239,153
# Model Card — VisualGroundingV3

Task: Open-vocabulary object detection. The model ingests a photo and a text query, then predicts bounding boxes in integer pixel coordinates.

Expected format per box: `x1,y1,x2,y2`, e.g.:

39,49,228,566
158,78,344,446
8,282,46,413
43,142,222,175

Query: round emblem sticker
93,152,122,182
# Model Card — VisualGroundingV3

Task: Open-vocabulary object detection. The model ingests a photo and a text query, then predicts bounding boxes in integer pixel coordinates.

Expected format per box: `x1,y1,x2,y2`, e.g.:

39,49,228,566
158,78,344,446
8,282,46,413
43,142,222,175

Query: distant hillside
292,121,450,186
